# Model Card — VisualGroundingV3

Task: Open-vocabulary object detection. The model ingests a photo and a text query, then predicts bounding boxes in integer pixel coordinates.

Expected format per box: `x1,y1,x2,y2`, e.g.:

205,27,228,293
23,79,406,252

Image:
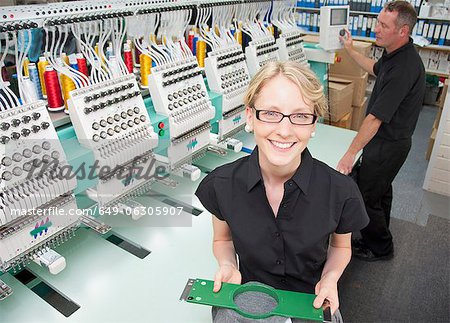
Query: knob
134,117,140,125
11,119,21,127
11,132,20,140
12,167,22,176
42,141,51,150
51,151,60,159
133,107,140,114
100,131,107,139
21,128,31,137
127,120,134,127
100,120,107,127
2,171,12,181
127,109,133,116
22,115,31,123
121,112,127,119
23,149,32,158
31,125,41,133
0,122,10,131
107,117,114,124
114,125,121,133
121,123,127,130
84,107,92,114
107,128,114,136
92,122,100,130
33,158,42,168
140,115,146,122
0,136,10,144
93,134,100,142
32,145,42,154
23,162,32,172
1,157,12,166
339,29,346,37
12,153,22,162
42,155,51,163
32,112,41,120
41,122,50,130
114,114,120,122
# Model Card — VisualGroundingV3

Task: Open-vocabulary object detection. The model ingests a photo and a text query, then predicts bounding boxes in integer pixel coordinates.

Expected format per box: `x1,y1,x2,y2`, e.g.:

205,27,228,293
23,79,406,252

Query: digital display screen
330,8,347,26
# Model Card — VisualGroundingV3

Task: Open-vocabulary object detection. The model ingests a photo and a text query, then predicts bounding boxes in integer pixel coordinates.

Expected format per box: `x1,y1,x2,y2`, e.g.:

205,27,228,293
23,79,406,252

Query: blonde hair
244,61,328,117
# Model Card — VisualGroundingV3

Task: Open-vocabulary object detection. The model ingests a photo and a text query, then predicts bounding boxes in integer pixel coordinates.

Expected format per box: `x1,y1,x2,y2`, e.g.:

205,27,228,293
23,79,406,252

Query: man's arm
337,113,382,174
339,29,376,76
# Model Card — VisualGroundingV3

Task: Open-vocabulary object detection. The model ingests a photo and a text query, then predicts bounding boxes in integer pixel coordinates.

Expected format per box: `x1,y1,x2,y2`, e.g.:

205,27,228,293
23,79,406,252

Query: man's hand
213,264,242,292
337,151,356,175
313,276,339,315
339,28,353,52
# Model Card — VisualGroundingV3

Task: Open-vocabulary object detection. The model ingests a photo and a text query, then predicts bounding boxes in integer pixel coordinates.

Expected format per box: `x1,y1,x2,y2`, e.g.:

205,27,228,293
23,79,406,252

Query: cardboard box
351,97,368,131
437,79,449,108
328,77,354,122
426,127,437,161
330,41,372,77
330,73,368,106
332,112,352,129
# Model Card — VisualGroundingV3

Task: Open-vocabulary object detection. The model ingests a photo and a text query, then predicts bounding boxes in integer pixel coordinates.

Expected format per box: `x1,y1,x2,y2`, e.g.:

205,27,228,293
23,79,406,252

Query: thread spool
76,53,89,77
68,54,79,71
139,54,151,87
134,44,141,67
23,76,39,103
196,39,206,68
124,43,134,74
236,23,243,45
23,57,30,76
28,63,43,100
188,30,194,52
43,66,64,112
37,56,49,98
192,34,198,56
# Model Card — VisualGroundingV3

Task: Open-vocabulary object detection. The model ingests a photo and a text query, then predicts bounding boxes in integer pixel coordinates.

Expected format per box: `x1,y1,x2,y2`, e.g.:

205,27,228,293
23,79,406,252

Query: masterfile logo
187,138,198,151
232,115,242,125
30,218,52,239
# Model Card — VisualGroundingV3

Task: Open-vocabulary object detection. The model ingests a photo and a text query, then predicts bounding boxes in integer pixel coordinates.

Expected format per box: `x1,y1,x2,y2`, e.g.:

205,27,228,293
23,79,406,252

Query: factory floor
339,105,450,323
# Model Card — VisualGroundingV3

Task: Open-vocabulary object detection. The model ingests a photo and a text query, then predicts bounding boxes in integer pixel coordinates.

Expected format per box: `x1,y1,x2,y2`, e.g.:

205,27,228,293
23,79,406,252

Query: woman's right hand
213,264,242,292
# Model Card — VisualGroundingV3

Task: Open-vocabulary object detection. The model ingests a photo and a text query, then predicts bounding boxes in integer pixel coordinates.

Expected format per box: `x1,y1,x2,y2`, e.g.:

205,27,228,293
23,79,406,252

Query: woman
195,61,369,322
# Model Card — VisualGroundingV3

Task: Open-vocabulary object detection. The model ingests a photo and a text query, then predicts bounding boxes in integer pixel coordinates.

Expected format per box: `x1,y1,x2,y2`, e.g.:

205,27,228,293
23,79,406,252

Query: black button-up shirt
195,147,369,293
368,38,425,141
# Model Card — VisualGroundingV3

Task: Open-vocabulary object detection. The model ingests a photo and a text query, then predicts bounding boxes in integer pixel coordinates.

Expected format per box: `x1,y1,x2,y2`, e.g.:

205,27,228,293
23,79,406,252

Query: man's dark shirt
367,38,426,141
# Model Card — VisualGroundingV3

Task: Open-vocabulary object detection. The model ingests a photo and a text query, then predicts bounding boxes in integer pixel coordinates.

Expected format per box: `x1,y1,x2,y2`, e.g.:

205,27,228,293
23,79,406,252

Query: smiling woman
195,61,369,323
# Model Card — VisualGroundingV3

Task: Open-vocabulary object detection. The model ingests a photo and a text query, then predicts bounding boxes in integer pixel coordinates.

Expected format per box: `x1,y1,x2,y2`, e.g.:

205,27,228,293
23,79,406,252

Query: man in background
337,1,425,261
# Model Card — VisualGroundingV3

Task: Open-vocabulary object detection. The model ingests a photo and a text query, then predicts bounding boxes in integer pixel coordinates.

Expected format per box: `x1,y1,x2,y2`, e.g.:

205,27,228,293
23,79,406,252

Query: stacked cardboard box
426,79,448,160
327,78,354,123
328,41,372,131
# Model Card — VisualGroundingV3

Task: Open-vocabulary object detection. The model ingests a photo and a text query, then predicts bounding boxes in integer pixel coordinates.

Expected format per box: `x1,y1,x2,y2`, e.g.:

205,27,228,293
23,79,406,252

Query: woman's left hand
313,276,339,315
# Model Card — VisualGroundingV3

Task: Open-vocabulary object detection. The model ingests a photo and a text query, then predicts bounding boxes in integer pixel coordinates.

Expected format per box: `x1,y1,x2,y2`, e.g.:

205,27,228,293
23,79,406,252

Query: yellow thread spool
60,73,76,110
236,22,243,45
37,57,49,97
140,54,151,87
268,24,274,36
23,57,30,76
196,39,206,68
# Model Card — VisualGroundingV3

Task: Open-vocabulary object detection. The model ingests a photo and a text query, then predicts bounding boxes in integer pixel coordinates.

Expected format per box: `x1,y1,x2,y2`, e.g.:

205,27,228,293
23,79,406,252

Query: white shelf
296,7,320,11
418,16,450,22
426,69,450,78
423,44,450,51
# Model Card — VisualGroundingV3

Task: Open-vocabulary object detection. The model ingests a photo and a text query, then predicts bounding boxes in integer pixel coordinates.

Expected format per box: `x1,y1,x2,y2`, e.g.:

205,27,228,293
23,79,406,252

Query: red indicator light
158,122,164,129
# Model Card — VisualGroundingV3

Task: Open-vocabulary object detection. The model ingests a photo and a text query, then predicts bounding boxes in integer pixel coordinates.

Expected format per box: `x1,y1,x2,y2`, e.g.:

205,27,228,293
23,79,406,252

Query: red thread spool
188,31,194,52
134,46,141,66
43,66,64,111
76,54,89,77
124,45,133,74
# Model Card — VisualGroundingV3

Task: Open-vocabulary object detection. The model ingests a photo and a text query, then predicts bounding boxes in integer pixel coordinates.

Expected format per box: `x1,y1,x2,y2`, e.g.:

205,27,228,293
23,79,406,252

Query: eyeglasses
252,107,317,125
